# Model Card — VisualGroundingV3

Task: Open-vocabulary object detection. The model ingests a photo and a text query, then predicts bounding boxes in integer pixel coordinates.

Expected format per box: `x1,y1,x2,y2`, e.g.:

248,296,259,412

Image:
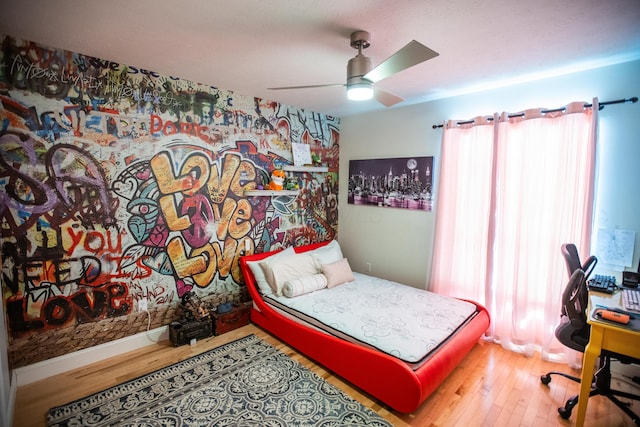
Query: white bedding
264,272,478,363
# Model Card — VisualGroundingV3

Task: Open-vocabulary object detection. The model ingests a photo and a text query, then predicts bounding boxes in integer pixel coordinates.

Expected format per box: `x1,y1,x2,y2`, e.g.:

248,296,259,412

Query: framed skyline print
347,156,434,211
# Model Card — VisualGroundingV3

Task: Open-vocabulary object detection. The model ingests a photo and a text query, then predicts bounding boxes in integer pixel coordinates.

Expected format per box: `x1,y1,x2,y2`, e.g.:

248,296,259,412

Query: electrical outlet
138,298,148,312
366,262,372,272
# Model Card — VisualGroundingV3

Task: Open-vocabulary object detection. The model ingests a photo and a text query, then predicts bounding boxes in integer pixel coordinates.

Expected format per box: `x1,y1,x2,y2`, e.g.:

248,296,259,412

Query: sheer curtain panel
431,116,496,304
430,99,598,363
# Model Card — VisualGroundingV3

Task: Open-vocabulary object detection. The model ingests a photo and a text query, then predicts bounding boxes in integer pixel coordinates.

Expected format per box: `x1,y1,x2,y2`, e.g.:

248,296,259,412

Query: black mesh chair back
561,243,597,280
554,268,589,352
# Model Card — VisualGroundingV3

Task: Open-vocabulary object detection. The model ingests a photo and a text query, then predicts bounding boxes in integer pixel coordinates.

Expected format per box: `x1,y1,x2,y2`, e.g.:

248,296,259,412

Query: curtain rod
431,96,638,129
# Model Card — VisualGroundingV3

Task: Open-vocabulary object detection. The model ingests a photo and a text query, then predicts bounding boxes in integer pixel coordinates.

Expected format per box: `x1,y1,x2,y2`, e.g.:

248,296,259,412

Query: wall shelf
244,166,327,196
283,165,329,173
244,189,299,197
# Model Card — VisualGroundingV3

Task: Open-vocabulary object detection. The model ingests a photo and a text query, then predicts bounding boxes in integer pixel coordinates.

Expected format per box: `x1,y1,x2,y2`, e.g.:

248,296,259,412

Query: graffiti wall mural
0,35,339,349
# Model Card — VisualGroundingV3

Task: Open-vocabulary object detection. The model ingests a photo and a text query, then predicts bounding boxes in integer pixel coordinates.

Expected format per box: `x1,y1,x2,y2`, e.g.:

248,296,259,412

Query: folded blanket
282,274,328,298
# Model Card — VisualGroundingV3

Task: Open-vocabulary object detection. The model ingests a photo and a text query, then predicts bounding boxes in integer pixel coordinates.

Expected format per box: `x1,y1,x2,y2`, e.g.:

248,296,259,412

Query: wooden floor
13,324,639,427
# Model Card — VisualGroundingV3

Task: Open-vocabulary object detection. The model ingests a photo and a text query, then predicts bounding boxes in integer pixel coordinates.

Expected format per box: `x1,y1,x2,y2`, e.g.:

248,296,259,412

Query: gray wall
339,59,640,289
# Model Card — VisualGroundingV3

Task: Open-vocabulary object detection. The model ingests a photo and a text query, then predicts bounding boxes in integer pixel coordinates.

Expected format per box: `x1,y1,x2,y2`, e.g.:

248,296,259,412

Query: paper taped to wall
596,228,635,269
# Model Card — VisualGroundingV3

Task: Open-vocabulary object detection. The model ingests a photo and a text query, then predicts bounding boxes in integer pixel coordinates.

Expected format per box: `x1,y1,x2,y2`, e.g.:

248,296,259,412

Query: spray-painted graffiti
118,149,265,295
0,132,128,333
0,34,339,342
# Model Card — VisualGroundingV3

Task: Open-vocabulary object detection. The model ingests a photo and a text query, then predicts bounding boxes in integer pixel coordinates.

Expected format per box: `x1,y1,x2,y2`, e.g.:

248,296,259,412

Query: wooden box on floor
169,318,212,346
213,303,250,335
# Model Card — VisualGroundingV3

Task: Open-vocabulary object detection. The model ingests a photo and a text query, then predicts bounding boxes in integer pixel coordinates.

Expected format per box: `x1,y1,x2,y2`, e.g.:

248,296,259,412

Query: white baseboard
15,326,169,387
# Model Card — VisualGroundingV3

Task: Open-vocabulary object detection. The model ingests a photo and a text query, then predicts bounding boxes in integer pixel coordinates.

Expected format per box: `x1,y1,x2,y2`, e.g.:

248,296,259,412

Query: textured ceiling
2,0,640,117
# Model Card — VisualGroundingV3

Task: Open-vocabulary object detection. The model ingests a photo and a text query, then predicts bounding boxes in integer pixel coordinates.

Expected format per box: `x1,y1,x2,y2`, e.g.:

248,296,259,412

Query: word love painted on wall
0,34,339,341
148,151,257,288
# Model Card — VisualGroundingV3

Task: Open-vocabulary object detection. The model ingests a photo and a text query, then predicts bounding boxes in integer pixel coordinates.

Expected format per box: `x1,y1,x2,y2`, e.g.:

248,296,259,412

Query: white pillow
260,253,320,296
306,240,344,265
282,274,328,298
246,247,295,295
321,257,355,288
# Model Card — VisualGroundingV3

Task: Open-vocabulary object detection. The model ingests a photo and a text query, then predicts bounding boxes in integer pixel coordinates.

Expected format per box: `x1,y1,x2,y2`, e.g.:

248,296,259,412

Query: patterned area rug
47,334,392,426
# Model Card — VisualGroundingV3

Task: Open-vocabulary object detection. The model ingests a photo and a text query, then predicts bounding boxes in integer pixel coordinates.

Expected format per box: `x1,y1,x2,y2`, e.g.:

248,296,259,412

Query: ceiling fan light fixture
347,81,374,101
346,50,374,101
267,30,437,109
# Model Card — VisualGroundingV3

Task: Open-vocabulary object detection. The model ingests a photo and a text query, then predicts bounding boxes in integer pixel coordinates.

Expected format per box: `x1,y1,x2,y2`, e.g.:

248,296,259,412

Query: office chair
540,245,640,423
561,242,597,280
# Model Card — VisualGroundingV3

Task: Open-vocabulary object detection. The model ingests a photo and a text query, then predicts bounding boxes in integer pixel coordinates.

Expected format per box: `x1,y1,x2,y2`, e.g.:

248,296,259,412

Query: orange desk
576,291,640,426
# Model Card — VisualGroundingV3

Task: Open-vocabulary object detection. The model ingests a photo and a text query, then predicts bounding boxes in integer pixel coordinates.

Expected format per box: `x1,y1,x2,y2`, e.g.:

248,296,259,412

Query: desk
576,291,640,426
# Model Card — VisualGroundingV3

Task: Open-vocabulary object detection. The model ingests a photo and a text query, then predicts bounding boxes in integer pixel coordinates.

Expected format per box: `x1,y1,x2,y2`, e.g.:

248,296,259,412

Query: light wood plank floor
13,324,639,427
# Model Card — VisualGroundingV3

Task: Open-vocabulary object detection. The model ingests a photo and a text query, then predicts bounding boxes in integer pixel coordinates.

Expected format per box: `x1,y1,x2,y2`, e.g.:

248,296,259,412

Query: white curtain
431,99,598,363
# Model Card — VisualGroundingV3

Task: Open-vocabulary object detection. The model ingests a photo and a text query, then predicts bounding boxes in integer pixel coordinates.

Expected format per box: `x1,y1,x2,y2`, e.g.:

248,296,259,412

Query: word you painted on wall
0,35,339,338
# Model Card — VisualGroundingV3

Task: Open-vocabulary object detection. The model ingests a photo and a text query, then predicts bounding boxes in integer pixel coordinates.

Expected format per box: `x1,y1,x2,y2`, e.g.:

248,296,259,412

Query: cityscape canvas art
348,156,434,211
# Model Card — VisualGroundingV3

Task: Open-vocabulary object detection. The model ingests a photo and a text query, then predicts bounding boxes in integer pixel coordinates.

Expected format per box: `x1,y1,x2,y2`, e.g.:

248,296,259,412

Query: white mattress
264,272,478,364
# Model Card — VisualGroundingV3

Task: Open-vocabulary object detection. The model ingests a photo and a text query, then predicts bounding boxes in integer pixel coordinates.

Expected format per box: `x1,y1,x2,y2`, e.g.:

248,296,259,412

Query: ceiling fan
268,31,439,107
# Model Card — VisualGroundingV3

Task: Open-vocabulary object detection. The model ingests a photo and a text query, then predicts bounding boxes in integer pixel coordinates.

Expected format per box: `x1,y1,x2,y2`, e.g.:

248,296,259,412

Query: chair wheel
558,406,572,420
540,374,551,385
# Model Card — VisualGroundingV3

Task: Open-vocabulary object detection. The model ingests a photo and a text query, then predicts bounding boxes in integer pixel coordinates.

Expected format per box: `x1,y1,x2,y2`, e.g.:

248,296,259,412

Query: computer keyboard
587,274,616,293
622,288,640,313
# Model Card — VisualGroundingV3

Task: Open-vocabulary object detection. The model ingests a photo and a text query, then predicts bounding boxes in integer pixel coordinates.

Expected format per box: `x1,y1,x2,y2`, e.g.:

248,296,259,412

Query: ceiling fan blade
364,40,439,83
374,87,405,107
268,83,344,90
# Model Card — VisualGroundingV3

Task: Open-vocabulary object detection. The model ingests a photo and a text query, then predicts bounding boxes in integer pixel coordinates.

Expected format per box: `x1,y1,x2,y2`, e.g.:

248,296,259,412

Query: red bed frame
239,241,491,413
